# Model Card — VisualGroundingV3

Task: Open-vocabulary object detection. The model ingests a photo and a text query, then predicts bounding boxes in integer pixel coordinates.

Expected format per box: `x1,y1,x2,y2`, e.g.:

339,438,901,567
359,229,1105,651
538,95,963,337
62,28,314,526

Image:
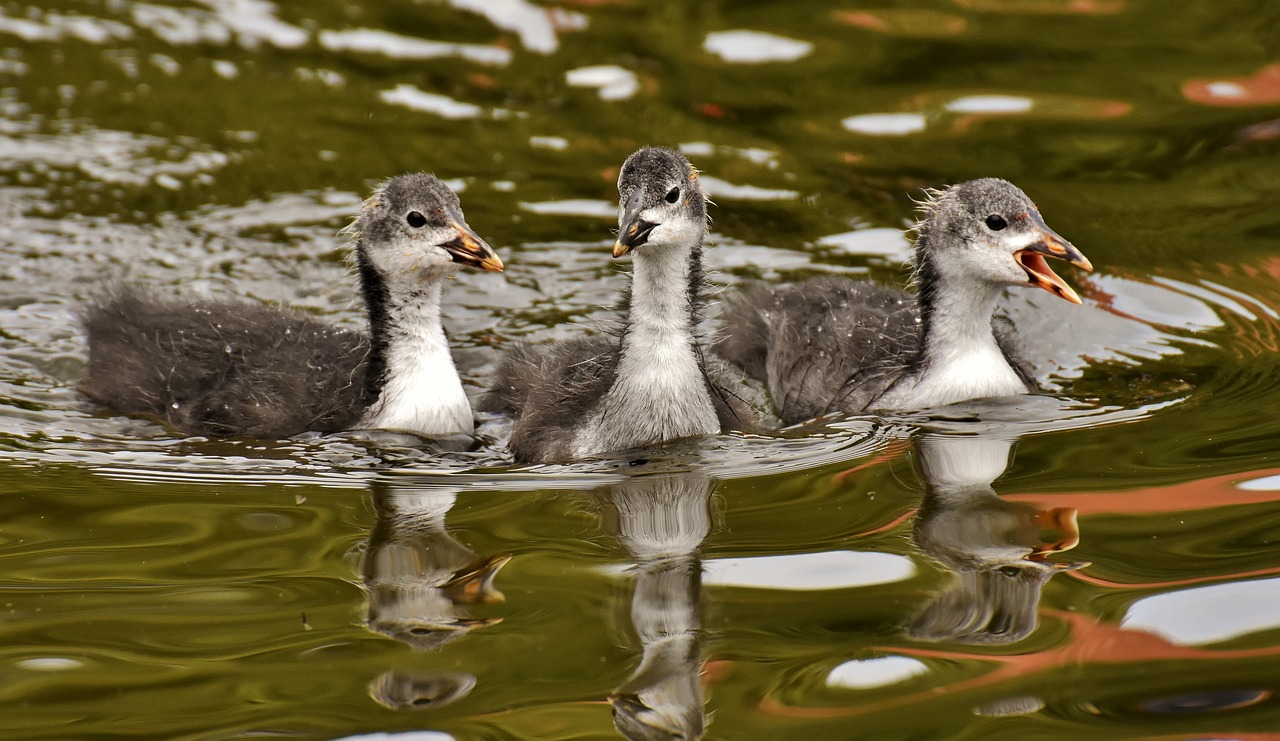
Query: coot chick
481,147,750,463
716,179,1091,424
81,173,504,438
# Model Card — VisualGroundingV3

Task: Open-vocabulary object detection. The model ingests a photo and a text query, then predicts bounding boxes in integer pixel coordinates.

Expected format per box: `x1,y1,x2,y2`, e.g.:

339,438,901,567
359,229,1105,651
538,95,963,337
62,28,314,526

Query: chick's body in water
717,179,1091,424
81,173,504,439
482,147,751,463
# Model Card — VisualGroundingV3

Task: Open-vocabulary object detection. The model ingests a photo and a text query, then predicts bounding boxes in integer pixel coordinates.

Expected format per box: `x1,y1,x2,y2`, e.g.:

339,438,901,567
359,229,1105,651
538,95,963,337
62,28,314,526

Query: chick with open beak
715,177,1097,420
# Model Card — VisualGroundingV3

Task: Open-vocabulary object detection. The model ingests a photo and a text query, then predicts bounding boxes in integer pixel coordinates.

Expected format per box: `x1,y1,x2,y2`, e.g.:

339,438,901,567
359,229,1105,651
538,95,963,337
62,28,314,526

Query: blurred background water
2,0,1280,738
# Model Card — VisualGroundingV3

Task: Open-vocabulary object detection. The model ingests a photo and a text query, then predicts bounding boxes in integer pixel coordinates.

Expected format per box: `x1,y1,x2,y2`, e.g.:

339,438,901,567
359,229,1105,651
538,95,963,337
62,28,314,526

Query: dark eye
985,214,1007,231
406,211,427,228
665,187,680,203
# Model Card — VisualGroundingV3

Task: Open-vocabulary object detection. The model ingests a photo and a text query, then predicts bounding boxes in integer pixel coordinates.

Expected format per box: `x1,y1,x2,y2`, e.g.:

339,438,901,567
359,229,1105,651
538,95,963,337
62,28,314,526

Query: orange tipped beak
442,223,504,272
1015,226,1091,304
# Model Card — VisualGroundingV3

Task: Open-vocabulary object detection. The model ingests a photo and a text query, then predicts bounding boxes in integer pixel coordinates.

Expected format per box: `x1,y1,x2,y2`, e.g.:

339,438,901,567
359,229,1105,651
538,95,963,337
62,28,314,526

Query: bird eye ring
985,214,1007,231
406,211,427,228
665,187,680,203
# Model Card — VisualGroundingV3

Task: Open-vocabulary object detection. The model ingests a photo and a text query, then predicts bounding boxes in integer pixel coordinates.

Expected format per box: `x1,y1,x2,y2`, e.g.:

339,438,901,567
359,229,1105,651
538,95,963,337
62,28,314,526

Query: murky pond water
3,0,1280,738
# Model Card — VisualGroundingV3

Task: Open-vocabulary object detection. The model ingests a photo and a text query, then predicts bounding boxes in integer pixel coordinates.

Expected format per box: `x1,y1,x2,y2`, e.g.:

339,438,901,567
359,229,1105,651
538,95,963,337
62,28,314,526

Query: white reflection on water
1122,577,1280,645
0,9,134,43
334,733,455,741
816,227,912,261
841,113,928,136
379,84,515,120
944,95,1034,114
826,656,929,690
319,28,511,66
703,30,814,64
703,551,915,590
518,199,617,218
699,175,798,201
447,0,587,55
565,65,640,101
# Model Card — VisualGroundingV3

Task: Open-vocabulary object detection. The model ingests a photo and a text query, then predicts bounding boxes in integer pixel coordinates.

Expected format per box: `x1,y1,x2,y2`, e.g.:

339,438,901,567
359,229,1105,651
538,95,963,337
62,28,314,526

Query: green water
2,1,1280,738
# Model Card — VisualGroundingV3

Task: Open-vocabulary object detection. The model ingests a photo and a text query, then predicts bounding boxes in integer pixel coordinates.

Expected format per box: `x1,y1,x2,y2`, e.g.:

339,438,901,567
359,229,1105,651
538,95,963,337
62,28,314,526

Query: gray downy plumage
481,147,752,463
80,173,503,439
716,178,1091,425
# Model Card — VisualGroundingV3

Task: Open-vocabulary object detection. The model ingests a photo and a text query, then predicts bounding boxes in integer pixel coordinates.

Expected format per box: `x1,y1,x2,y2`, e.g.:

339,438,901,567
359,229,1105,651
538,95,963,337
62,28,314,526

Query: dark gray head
613,147,707,258
352,173,503,281
915,178,1091,303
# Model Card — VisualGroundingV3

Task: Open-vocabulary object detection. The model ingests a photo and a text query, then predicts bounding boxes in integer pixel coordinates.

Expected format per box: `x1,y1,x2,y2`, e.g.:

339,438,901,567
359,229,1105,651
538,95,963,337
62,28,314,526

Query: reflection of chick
602,471,713,741
368,670,477,711
909,434,1086,645
362,484,509,653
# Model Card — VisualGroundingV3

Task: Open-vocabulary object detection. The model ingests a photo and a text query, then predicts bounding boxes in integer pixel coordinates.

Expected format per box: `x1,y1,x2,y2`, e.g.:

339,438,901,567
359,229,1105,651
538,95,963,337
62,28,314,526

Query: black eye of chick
406,211,427,228
985,214,1007,231
665,187,680,203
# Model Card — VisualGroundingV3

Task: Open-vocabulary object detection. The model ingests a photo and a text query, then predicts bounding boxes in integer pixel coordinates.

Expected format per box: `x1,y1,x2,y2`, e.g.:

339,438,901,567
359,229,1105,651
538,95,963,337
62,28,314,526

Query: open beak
612,188,657,258
441,222,504,272
442,553,511,605
1014,215,1091,304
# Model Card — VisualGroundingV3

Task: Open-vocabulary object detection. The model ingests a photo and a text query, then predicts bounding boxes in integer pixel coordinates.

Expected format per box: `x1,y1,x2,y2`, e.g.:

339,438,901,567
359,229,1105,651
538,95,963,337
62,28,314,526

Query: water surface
2,1,1280,738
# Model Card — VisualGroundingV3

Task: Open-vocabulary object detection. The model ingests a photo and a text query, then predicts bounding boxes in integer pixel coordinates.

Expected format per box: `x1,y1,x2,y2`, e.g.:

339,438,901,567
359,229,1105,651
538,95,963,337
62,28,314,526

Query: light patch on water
150,53,180,76
379,85,514,120
827,656,928,689
295,68,345,88
703,30,814,63
0,126,229,187
447,0,587,54
17,657,84,671
334,733,455,741
1205,81,1248,99
196,0,307,49
212,60,239,79
565,65,640,101
703,551,915,590
1152,276,1261,322
133,3,231,46
1096,275,1224,332
519,199,617,218
318,28,511,66
945,95,1034,114
132,0,306,49
678,141,780,168
1238,474,1280,491
530,136,569,151
713,237,867,278
1122,577,1280,645
842,113,927,135
0,9,134,43
817,228,912,260
699,175,798,201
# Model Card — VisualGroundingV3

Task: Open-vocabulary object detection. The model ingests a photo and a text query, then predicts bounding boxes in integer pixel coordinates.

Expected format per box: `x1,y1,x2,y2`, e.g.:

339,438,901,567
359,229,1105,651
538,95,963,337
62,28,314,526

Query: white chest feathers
360,303,474,437
571,328,719,458
874,343,1028,411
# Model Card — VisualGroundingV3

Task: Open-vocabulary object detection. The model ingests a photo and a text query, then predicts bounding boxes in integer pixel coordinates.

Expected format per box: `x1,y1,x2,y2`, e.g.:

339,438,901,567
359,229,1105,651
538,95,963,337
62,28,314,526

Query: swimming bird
716,178,1091,424
81,173,504,439
481,147,750,463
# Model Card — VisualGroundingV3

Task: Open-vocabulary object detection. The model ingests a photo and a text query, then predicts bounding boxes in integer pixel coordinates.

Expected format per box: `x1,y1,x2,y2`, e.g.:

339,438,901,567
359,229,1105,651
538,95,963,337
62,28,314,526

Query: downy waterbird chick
481,147,750,463
716,179,1091,424
81,173,504,439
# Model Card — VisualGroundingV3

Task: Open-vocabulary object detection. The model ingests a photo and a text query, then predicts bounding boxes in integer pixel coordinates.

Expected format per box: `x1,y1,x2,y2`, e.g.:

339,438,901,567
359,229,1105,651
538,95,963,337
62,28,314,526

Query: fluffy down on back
81,287,369,437
715,277,923,425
